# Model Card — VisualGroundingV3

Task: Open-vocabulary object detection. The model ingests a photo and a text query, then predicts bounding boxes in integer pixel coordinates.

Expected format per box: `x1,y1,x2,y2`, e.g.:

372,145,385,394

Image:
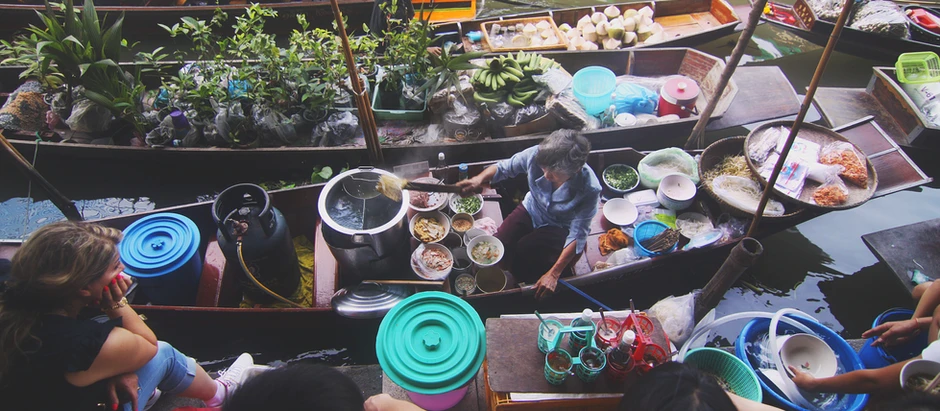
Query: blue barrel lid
119,213,200,278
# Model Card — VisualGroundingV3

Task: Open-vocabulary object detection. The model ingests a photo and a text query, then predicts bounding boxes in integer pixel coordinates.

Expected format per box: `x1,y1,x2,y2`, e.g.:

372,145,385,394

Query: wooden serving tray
481,16,569,52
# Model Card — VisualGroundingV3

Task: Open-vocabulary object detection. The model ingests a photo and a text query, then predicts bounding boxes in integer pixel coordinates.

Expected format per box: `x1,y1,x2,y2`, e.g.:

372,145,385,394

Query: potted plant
420,42,486,108
374,1,436,113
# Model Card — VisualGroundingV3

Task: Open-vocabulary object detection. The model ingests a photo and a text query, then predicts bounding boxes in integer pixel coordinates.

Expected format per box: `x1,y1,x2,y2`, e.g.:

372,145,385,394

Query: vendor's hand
787,366,817,391
427,46,442,57
364,393,424,411
862,319,922,347
456,176,485,197
105,372,139,411
534,272,559,300
102,274,133,311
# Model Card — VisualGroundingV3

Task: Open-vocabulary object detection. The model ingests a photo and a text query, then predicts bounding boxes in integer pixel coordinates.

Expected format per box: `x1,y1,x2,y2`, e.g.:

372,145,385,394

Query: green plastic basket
684,347,763,402
896,52,940,84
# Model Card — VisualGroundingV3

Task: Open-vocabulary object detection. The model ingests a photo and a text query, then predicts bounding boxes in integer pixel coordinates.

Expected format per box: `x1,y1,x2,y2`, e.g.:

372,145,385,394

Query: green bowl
684,347,762,402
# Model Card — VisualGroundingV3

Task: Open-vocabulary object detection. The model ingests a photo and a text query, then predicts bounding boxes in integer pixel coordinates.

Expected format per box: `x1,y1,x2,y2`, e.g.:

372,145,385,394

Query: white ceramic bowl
408,177,449,212
603,198,638,226
900,359,940,390
450,213,475,234
411,243,453,280
463,228,486,245
409,211,451,243
780,333,838,379
656,173,697,211
466,235,504,268
450,193,484,215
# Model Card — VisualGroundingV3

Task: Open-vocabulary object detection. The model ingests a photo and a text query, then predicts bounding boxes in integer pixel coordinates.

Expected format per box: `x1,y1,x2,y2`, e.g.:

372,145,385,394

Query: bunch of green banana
472,89,507,105
471,54,525,92
514,50,561,75
507,78,538,107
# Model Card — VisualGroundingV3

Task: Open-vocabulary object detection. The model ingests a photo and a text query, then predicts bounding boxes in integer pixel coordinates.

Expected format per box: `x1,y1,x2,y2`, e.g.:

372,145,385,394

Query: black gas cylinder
212,184,301,303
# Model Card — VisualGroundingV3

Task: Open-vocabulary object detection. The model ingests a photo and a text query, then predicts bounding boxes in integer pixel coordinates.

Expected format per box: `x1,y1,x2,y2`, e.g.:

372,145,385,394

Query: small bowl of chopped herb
602,164,640,194
450,193,484,215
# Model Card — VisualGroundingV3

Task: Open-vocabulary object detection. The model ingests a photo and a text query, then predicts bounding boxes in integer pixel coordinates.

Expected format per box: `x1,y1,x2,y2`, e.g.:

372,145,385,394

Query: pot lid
331,282,415,319
662,76,700,102
376,292,486,394
119,213,200,278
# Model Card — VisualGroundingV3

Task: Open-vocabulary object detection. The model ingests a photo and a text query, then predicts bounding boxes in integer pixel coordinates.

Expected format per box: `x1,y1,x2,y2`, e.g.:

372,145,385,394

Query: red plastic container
658,76,700,118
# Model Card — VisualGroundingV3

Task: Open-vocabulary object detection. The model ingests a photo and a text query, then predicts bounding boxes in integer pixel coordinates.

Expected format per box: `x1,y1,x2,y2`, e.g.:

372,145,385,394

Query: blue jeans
122,341,198,411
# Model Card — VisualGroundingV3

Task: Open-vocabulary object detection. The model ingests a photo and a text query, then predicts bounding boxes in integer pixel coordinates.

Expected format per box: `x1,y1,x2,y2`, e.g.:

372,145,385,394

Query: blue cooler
120,213,202,306
859,308,929,369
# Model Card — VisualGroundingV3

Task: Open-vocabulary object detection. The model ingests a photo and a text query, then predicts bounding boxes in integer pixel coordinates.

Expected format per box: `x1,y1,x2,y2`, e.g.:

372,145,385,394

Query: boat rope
236,240,304,308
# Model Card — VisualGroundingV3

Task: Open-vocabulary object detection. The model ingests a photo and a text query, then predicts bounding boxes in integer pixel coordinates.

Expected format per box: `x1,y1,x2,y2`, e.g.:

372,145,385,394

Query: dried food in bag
812,179,849,207
850,0,910,39
819,141,868,187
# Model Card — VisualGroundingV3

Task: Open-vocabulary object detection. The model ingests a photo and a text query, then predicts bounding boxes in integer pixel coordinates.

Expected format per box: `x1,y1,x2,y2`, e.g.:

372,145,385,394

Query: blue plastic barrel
858,308,928,369
735,316,868,411
120,213,202,306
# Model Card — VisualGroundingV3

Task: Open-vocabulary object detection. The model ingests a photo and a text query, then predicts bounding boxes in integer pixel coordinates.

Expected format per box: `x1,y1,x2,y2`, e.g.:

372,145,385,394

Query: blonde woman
0,221,253,411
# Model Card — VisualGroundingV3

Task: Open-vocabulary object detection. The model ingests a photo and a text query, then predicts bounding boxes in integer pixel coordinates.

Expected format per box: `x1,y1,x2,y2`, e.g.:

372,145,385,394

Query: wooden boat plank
871,67,940,149
707,66,800,131
813,87,911,146
314,221,337,308
862,218,940,293
194,240,226,308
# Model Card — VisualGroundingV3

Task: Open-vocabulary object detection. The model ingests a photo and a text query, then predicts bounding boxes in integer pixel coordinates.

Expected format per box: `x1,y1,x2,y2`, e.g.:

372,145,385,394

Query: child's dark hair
620,361,736,411
224,363,365,411
871,391,940,411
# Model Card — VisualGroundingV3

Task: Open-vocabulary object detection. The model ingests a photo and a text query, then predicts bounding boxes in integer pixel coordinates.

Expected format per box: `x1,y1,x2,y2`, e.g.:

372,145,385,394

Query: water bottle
568,308,595,353
607,330,636,379
435,152,447,182
458,163,469,181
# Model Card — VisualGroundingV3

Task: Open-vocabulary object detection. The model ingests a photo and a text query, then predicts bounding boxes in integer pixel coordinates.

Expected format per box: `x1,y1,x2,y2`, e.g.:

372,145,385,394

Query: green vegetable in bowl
604,166,638,191
454,196,482,214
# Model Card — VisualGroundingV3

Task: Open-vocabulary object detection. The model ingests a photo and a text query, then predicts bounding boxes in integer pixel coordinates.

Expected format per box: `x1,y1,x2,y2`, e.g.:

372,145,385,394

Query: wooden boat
1,47,757,174
813,66,940,150
760,0,940,60
0,117,929,333
434,0,741,53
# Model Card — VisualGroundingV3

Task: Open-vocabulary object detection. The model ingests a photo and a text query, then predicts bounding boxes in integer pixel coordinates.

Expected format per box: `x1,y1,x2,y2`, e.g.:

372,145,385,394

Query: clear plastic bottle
568,309,595,353
435,152,447,182
458,163,469,181
607,330,636,378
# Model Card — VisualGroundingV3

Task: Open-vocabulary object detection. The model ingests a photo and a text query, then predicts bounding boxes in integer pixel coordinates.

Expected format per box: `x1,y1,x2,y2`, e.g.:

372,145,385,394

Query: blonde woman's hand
102,274,133,311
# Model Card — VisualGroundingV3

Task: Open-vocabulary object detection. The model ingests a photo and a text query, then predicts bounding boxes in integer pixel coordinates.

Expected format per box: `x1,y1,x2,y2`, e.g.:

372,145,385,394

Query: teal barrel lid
376,291,486,395
119,213,200,278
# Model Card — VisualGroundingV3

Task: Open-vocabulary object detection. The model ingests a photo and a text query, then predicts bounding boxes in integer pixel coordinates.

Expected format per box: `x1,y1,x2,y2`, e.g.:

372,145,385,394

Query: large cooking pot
318,167,411,283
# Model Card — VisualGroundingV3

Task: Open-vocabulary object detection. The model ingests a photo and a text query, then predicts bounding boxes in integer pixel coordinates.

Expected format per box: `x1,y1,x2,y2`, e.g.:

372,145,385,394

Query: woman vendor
457,129,601,299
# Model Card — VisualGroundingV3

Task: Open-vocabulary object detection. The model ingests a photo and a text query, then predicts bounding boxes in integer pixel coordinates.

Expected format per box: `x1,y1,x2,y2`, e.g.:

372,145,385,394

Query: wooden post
695,238,763,321
0,132,83,221
746,0,854,237
685,0,769,149
329,0,385,166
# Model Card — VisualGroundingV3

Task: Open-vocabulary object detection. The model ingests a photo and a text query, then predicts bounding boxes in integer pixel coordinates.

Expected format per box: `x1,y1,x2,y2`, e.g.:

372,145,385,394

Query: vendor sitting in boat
457,129,601,299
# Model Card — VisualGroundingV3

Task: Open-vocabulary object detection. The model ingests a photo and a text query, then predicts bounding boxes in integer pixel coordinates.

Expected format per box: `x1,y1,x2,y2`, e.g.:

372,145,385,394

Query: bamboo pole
685,0,769,149
329,0,385,166
0,132,83,221
745,0,854,237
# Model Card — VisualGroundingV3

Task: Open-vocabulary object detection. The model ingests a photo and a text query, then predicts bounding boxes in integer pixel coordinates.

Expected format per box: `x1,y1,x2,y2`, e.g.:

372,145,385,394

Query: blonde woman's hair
0,222,123,384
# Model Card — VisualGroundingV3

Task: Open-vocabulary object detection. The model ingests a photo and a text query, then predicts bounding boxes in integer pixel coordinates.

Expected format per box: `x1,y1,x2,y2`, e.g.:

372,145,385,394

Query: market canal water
1,0,939,370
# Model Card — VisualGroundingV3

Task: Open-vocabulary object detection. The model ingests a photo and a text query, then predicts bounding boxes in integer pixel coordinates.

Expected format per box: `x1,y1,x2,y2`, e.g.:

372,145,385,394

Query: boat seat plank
813,87,912,146
835,118,932,197
314,220,337,308
707,66,800,131
862,218,940,293
657,14,699,27
194,239,226,307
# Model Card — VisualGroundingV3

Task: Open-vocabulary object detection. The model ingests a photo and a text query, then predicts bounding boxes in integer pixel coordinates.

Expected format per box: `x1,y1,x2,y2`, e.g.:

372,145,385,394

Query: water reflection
0,197,156,239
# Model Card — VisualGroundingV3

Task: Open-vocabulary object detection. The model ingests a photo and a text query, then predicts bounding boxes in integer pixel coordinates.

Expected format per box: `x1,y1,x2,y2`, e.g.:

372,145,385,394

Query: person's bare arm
789,360,908,395
456,165,497,196
728,392,782,410
103,275,157,346
534,242,578,300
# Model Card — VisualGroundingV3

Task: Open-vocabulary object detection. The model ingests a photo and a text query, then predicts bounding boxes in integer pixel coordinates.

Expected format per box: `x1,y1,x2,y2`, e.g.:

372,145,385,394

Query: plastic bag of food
513,103,547,126
648,291,699,346
594,247,641,270
850,0,909,39
710,175,786,216
637,147,700,189
748,126,786,164
819,141,868,187
533,68,573,95
613,82,658,115
64,98,113,133
253,106,299,147
715,213,748,242
806,162,844,184
812,178,849,207
547,89,600,130
807,0,846,22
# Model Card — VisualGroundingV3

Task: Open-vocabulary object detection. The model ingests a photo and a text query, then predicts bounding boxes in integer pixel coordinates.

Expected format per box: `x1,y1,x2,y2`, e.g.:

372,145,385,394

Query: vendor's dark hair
619,361,736,411
535,129,590,177
871,391,940,411
224,364,365,411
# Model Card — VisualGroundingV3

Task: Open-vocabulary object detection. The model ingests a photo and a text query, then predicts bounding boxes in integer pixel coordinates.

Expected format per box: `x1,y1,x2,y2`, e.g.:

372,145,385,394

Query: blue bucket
858,308,928,369
634,220,677,257
735,316,868,411
120,213,202,306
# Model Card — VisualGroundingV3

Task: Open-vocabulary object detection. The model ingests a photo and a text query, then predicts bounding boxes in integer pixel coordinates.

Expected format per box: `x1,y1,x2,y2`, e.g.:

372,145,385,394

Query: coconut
603,37,622,50
604,5,621,19
559,23,572,32
595,22,609,37
622,31,638,46
583,41,599,51
578,14,593,28
523,23,538,37
591,12,608,25
571,36,585,48
633,15,643,28
641,14,654,27
567,28,582,40
638,6,654,18
608,19,625,39
623,16,636,32
541,29,553,39
623,9,638,18
650,22,664,34
582,24,598,42
645,31,665,44
511,34,529,47
544,36,559,46
636,25,653,42
568,42,578,51
536,20,551,31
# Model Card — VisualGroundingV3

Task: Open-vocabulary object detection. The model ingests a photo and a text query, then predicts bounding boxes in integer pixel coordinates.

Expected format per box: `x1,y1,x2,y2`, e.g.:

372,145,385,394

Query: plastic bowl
410,211,451,243
780,333,838,379
603,198,638,226
656,173,697,211
684,347,763,402
408,177,450,212
450,193,484,215
573,66,616,116
900,359,940,390
633,220,677,257
412,243,454,280
466,235,504,267
602,164,640,194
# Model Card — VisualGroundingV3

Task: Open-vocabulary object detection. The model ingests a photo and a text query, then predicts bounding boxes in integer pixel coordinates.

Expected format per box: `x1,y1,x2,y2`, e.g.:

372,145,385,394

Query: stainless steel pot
318,167,411,283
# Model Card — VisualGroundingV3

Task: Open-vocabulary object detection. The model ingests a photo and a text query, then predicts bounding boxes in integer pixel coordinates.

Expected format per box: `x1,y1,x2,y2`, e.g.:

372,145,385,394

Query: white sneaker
143,388,161,411
216,353,254,398
243,364,273,382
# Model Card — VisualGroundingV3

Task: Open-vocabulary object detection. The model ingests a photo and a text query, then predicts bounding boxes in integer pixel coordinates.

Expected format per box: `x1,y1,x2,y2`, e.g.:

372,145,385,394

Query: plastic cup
544,349,573,385
576,347,607,382
568,319,597,353
595,319,622,350
538,319,564,354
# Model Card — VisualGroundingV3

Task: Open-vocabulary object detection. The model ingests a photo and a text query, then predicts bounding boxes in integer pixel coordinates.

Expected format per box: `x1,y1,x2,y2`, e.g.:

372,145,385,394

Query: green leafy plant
0,34,62,88
379,1,436,94
420,43,485,104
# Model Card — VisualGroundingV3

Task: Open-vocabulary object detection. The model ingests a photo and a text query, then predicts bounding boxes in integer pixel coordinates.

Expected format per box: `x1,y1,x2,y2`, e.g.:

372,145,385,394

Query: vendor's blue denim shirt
492,145,601,254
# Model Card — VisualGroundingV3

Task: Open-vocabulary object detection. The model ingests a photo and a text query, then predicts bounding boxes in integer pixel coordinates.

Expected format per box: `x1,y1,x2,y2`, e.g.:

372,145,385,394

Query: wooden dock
863,218,940,293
